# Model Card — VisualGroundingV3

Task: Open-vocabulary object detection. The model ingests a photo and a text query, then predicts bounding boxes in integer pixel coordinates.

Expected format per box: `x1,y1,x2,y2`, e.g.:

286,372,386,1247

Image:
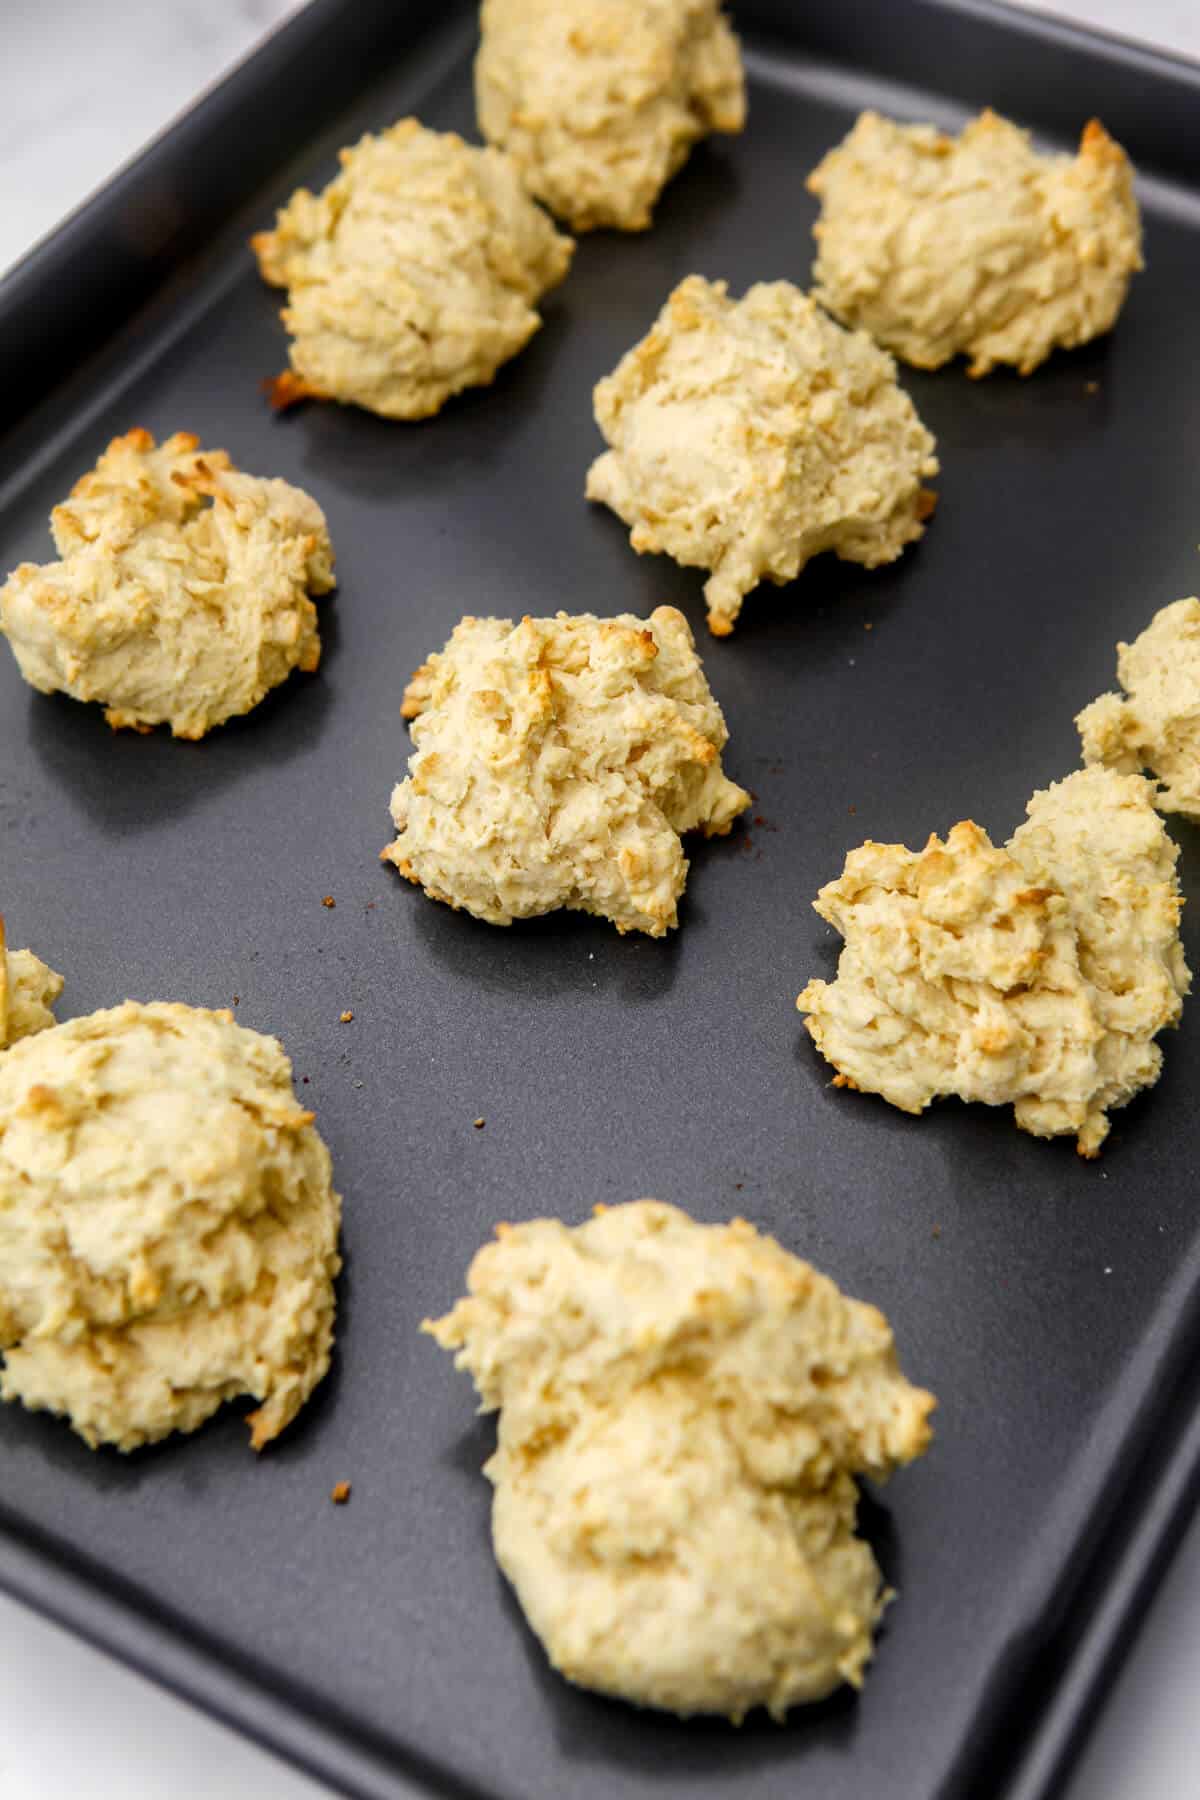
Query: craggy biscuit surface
808,110,1142,376
1078,599,1200,820
0,429,334,738
425,1199,934,1719
252,118,573,418
475,0,745,232
586,276,938,636
0,1002,341,1451
0,917,63,1050
382,606,749,935
797,768,1188,1156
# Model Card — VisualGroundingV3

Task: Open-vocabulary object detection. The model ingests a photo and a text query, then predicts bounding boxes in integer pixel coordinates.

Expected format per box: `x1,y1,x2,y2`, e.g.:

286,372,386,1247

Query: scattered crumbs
322,895,336,909
1085,379,1100,394
301,1076,311,1085
354,1080,364,1090
339,1010,354,1024
931,1224,942,1239
848,804,857,815
473,1117,486,1130
754,815,766,827
331,1481,352,1505
734,1182,743,1191
366,901,377,912
864,621,874,631
232,995,240,1007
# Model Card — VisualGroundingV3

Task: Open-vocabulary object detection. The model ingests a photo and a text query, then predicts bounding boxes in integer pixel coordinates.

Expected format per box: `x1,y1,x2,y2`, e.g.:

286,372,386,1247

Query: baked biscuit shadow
520,1600,863,1765
285,306,575,503
410,895,683,1003
904,333,1115,455
632,136,743,246
254,1326,346,1466
620,538,923,660
0,1323,346,1487
23,635,338,837
795,1026,1171,1175
0,1385,216,1492
441,1415,500,1550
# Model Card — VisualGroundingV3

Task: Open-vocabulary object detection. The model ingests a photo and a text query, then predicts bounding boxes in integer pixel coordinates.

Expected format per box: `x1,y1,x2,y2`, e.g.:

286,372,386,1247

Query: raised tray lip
735,0,1200,107
2,4,1200,1799
987,0,1200,71
2,0,1199,448
0,2,309,296
900,0,1200,74
0,0,447,446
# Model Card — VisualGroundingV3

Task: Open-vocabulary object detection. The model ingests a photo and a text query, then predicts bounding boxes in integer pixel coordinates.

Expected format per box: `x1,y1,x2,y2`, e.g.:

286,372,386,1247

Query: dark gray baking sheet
1,4,1200,1798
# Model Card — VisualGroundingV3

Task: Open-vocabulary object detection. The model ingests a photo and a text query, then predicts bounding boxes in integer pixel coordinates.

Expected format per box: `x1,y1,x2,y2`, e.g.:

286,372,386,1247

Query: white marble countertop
2,3,1199,1798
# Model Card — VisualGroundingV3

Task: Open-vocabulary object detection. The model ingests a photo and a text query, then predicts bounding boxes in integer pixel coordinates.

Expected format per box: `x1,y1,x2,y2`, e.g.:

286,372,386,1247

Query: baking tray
2,3,1199,1797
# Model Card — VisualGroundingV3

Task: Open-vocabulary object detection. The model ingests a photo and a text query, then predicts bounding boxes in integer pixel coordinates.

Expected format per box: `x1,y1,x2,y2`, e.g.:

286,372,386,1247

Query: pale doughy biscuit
382,605,749,935
0,1002,341,1451
797,768,1189,1156
1078,599,1200,820
808,110,1142,377
0,917,63,1050
474,0,745,232
0,429,334,739
252,118,573,418
586,276,938,636
425,1199,934,1719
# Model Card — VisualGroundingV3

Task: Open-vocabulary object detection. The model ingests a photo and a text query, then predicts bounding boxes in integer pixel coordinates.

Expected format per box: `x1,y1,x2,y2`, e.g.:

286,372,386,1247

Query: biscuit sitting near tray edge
807,109,1142,377
0,429,335,739
382,605,750,935
474,0,745,232
1078,598,1200,821
0,1001,342,1452
0,916,63,1051
797,767,1189,1156
425,1199,934,1720
252,117,573,419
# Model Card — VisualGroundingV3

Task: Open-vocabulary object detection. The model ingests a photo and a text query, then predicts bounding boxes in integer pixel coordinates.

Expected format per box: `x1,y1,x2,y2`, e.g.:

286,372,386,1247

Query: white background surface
2,2,1200,1796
